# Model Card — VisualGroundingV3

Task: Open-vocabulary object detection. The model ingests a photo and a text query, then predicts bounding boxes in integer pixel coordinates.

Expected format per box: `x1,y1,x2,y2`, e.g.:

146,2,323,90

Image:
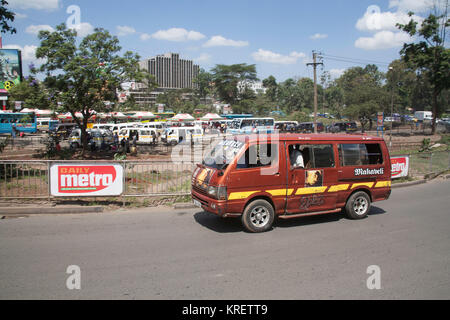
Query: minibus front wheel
345,191,371,219
241,199,275,233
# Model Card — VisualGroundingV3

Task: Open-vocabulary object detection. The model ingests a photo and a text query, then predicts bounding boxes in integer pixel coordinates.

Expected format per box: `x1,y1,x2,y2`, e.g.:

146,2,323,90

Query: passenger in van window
289,146,304,168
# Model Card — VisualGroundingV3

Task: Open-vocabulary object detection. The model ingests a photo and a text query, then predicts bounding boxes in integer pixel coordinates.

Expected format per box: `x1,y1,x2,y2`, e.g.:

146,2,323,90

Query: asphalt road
0,179,449,300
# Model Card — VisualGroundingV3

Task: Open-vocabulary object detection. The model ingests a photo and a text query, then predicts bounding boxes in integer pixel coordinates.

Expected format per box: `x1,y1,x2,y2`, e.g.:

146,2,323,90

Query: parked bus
227,117,275,134
192,133,391,232
0,112,37,134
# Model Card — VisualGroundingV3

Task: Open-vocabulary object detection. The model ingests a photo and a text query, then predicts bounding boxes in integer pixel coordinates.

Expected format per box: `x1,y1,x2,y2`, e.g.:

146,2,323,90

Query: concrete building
139,53,199,90
121,53,200,107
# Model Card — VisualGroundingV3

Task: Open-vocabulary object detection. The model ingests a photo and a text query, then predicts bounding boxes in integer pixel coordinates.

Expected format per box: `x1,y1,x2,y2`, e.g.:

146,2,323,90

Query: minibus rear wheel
345,191,371,219
241,199,275,233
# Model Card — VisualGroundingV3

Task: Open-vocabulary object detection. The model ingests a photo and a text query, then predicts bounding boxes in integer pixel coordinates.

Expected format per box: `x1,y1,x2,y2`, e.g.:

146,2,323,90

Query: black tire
345,191,371,219
170,140,177,146
241,199,275,233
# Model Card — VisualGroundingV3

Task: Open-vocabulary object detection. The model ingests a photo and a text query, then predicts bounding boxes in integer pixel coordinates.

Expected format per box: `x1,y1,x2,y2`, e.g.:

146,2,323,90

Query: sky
1,0,443,82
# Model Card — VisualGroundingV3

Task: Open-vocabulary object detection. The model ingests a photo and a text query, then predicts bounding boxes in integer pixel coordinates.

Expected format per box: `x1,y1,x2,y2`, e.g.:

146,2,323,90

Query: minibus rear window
339,143,383,166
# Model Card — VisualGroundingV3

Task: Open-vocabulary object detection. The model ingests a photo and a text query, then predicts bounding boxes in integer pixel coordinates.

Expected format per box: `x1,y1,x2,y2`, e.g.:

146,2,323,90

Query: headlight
207,186,227,200
207,186,217,197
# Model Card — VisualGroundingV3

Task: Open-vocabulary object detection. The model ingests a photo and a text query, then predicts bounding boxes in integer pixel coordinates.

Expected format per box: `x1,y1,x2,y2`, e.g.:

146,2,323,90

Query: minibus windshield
203,140,245,169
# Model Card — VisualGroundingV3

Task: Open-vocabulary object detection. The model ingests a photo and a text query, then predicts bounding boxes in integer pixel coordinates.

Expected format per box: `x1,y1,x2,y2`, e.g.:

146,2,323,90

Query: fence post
429,152,433,174
47,160,51,202
122,160,126,207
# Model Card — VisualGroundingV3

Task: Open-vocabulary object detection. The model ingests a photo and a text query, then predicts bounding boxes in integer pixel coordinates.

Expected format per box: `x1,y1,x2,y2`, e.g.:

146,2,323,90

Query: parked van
414,111,433,121
139,122,165,136
37,118,59,132
69,128,114,149
118,127,158,144
161,126,203,145
191,134,391,232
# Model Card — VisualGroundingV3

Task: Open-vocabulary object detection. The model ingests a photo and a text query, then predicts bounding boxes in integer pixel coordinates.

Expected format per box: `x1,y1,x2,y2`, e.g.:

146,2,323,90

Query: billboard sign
50,164,124,196
391,155,409,179
0,49,23,93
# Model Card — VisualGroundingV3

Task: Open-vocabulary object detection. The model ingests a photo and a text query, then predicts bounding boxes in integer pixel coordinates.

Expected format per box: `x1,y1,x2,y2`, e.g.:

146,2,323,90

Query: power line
322,54,390,67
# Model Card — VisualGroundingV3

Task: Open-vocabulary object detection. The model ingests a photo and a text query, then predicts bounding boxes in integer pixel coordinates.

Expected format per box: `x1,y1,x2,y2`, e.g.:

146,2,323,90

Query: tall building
139,53,199,90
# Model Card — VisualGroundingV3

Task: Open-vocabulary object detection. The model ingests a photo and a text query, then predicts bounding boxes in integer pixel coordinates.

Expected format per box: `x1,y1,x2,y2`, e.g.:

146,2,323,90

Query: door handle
273,172,280,176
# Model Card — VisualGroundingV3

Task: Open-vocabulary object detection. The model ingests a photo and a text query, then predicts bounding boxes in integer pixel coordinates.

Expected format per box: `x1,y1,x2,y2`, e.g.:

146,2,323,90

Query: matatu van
191,134,391,232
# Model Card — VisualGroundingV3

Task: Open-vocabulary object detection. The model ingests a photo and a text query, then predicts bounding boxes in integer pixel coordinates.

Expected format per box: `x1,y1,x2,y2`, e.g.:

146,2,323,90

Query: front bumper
191,188,227,216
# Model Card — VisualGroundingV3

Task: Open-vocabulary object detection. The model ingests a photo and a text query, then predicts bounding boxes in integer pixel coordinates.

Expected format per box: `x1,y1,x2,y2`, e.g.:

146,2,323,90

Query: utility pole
307,51,323,133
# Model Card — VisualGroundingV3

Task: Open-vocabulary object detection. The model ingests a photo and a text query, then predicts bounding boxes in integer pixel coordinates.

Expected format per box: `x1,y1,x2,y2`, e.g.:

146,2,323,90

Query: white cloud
117,25,136,37
151,28,205,42
203,35,248,47
25,24,54,35
356,7,422,31
329,68,346,78
251,49,306,64
15,13,27,19
69,22,94,37
140,33,151,41
194,53,212,63
355,30,412,50
310,33,328,40
389,0,434,13
8,0,59,10
3,44,45,66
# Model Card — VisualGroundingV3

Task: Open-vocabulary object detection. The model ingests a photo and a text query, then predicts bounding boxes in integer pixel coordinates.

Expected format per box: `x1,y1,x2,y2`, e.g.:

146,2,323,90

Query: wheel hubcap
250,206,269,227
353,197,368,215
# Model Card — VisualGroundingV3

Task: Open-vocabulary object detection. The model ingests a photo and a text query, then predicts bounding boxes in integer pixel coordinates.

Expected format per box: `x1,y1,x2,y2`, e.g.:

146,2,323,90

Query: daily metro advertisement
50,164,123,196
390,155,409,179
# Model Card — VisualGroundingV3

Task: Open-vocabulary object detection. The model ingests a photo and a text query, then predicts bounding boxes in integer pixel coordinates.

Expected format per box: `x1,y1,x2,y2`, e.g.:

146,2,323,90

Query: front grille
193,184,208,196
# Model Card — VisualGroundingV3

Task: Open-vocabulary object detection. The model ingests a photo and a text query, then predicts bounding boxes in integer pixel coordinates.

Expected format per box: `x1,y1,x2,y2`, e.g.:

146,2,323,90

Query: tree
193,68,213,104
397,5,450,134
337,65,386,131
0,0,16,34
36,23,145,154
7,76,53,110
262,75,278,102
210,63,258,105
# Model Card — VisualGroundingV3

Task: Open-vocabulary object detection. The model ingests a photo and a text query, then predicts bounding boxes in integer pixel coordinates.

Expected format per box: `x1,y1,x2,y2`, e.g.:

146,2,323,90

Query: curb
173,203,197,209
0,206,103,215
391,179,427,188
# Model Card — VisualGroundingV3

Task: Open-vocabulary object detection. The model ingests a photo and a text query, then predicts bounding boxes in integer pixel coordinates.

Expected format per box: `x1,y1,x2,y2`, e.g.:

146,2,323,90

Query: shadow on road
194,211,243,233
194,206,387,233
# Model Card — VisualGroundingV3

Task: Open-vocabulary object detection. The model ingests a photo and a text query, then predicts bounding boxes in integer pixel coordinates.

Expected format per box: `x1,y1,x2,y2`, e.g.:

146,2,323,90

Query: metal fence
0,160,195,199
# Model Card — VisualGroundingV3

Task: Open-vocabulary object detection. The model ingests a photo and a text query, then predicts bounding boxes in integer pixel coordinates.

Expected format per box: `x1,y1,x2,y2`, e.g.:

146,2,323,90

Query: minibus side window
339,143,383,166
288,144,334,169
236,144,278,169
312,144,335,168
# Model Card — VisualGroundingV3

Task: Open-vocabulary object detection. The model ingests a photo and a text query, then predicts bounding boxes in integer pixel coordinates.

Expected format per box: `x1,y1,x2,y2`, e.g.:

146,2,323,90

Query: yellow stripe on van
266,189,294,196
328,184,350,192
228,191,260,200
295,187,327,195
351,182,374,189
375,181,391,188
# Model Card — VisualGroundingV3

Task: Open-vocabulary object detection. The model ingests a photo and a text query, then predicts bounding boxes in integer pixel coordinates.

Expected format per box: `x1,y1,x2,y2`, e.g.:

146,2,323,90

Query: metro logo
58,166,117,193
391,157,407,178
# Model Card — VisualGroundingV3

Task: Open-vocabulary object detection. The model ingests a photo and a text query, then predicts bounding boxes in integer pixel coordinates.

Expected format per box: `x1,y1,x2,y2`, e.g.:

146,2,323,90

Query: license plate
193,199,202,208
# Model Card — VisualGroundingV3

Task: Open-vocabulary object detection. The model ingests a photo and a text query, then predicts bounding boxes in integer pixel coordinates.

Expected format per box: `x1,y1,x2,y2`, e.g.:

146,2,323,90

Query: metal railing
0,160,196,199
